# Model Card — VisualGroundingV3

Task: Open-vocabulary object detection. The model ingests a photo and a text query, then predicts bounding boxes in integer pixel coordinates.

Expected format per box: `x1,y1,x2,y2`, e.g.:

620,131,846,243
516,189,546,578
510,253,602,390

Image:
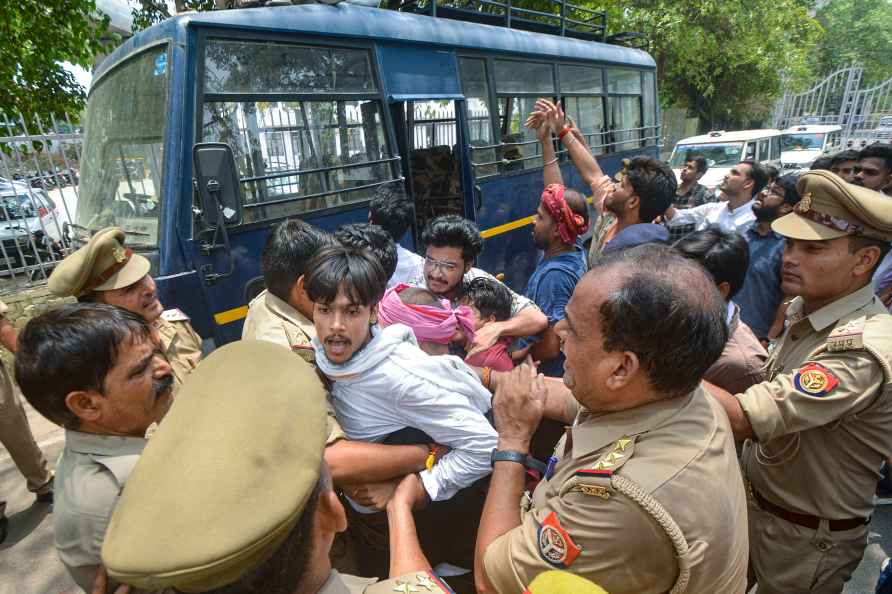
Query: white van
668,129,783,194
780,124,843,171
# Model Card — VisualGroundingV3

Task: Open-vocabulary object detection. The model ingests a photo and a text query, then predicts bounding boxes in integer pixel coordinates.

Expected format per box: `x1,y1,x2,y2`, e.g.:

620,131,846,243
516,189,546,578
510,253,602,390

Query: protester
521,183,588,377
525,99,675,264
369,184,425,288
461,277,516,372
308,246,496,579
0,298,53,544
765,163,780,185
100,340,455,594
14,303,173,592
705,170,892,593
675,157,713,208
377,284,476,357
663,160,767,234
734,174,801,343
48,227,202,392
831,149,860,183
335,223,399,282
811,155,834,171
475,244,748,594
675,227,767,393
243,220,429,490
414,215,547,357
854,143,892,195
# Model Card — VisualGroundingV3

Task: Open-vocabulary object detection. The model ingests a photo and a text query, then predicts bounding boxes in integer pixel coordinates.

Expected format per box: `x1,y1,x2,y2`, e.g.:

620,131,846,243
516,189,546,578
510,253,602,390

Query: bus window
76,45,169,247
744,142,756,160
643,72,657,146
495,59,554,171
459,58,497,179
201,39,394,223
607,69,642,152
560,64,605,155
770,136,781,161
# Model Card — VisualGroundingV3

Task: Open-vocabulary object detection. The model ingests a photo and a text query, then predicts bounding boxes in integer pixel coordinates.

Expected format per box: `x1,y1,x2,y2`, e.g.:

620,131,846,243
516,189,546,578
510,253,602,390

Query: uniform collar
788,283,878,332
263,290,315,338
570,390,696,459
65,429,147,457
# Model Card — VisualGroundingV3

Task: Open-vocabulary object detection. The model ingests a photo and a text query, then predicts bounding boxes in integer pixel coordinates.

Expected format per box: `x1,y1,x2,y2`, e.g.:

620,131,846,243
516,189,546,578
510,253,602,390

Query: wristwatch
490,449,547,474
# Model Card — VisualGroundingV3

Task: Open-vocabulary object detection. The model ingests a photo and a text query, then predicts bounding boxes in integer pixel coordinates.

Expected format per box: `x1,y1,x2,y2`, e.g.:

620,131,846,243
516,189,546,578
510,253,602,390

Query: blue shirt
524,244,587,377
734,222,785,341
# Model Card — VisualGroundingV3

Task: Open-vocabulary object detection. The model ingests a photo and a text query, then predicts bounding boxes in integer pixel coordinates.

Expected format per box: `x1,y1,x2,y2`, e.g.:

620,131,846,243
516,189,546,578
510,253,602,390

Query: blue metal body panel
87,4,658,345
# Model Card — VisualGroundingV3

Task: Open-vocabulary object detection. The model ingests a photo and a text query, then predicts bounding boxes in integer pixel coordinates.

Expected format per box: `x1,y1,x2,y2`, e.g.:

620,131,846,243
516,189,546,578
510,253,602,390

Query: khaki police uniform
102,341,454,594
0,298,53,520
736,170,892,594
154,308,202,391
53,430,146,592
483,387,749,594
242,288,346,444
48,227,203,391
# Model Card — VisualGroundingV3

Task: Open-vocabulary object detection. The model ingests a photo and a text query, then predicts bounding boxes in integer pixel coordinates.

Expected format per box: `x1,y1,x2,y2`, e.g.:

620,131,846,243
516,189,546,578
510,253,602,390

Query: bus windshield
669,142,744,168
75,45,169,248
781,133,825,151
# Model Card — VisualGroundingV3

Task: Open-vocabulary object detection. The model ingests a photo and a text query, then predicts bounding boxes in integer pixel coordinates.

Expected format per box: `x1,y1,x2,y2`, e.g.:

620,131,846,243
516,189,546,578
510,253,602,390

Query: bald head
584,244,728,398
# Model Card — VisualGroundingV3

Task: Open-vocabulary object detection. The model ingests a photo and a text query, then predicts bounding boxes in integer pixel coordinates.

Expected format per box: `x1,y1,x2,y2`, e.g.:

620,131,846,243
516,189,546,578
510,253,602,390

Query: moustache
154,374,174,399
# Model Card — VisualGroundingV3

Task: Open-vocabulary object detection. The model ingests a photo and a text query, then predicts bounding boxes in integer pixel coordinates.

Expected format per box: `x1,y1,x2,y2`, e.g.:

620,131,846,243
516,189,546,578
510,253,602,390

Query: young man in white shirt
307,245,498,578
664,160,768,234
368,184,425,288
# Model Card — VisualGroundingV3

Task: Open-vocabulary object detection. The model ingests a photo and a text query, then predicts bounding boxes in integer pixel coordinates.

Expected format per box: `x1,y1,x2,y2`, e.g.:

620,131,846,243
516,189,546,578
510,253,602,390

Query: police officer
706,170,892,593
48,227,202,392
100,341,454,594
475,244,749,594
0,297,52,543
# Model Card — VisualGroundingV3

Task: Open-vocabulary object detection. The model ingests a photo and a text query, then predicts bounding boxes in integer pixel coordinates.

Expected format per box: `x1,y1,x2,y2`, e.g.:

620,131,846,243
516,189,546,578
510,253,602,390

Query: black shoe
0,515,7,545
35,490,53,504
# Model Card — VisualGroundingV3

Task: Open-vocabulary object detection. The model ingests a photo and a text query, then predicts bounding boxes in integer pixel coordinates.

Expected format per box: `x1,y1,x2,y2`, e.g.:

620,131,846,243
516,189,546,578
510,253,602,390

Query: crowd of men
1,98,892,594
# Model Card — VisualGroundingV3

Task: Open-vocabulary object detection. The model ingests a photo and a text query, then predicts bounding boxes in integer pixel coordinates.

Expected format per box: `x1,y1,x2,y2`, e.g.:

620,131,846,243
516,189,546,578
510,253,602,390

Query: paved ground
2,400,890,594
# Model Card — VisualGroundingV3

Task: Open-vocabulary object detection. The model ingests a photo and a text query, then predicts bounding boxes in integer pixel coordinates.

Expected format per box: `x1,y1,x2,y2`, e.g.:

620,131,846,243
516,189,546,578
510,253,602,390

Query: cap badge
796,192,812,213
113,245,127,263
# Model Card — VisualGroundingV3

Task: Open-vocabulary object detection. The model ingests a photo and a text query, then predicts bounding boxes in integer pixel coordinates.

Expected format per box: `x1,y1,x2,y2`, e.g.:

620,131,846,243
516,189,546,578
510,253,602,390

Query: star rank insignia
414,574,437,591
393,580,419,594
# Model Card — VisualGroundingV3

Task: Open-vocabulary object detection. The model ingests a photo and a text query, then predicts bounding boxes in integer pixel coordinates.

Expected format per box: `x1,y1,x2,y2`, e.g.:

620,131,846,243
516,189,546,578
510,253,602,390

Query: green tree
595,0,822,129
0,0,111,122
811,0,892,85
132,0,221,31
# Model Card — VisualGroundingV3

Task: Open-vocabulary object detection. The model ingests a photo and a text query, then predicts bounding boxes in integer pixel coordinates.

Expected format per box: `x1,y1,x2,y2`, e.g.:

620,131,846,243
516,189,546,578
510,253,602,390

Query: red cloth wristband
558,126,572,140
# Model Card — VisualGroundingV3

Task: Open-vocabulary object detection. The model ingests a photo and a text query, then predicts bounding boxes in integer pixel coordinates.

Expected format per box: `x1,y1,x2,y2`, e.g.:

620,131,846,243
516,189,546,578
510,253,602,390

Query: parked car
780,124,843,171
0,177,66,274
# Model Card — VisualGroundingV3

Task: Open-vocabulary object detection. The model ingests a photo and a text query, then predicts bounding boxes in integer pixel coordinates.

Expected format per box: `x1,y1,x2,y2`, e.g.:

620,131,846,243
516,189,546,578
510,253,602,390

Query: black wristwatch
490,449,547,474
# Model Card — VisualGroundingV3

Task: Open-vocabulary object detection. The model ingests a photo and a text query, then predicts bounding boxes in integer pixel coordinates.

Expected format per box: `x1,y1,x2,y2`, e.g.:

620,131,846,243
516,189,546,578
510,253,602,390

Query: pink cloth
377,284,476,345
465,339,514,372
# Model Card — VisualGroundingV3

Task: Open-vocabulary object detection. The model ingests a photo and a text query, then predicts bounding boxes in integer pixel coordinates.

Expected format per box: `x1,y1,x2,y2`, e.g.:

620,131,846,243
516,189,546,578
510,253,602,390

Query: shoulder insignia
827,319,865,352
794,362,839,397
574,469,613,500
161,308,190,323
591,436,635,472
292,344,316,364
537,511,582,569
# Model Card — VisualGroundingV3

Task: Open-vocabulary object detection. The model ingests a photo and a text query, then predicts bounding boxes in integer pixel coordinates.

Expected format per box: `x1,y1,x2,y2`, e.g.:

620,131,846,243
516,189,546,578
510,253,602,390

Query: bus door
390,99,474,240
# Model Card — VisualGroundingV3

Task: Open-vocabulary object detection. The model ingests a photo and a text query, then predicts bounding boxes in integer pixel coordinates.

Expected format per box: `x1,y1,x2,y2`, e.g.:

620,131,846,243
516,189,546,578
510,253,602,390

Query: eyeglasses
424,256,459,272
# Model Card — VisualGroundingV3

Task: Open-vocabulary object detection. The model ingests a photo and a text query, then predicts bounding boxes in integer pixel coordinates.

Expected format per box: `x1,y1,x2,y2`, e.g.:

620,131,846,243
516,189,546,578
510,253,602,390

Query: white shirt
666,198,756,234
314,325,497,502
389,244,425,289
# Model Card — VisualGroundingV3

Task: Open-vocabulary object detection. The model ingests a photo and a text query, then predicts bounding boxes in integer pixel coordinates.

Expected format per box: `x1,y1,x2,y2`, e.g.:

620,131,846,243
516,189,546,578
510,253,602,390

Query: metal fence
0,112,81,290
772,65,892,145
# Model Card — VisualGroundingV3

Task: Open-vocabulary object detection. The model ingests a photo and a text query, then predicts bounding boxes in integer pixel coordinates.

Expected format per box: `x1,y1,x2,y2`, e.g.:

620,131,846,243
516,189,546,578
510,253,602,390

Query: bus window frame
193,27,404,233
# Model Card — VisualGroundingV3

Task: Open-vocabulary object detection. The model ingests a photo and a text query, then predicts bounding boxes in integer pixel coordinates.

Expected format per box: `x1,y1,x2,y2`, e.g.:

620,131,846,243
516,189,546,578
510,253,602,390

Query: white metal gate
0,112,81,289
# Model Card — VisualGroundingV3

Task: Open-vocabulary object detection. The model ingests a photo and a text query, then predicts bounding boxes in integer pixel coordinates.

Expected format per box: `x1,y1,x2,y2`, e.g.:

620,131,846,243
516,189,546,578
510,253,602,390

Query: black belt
754,490,869,532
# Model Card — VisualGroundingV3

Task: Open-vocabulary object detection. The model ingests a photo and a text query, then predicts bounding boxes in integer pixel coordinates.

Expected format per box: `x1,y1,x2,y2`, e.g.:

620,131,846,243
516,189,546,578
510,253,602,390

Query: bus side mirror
193,142,243,228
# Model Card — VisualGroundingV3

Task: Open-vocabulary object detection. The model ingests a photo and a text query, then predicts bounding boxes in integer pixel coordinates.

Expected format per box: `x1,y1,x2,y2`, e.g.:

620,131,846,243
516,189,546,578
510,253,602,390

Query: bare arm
491,364,574,424
325,440,428,485
525,107,562,187
701,380,754,440
537,99,605,188
0,316,17,353
386,474,434,577
466,306,548,358
529,325,561,363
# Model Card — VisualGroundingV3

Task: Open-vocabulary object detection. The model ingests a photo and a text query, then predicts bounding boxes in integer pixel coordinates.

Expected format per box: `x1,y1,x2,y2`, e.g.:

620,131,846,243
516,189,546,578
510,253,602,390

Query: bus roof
675,129,782,145
94,3,655,82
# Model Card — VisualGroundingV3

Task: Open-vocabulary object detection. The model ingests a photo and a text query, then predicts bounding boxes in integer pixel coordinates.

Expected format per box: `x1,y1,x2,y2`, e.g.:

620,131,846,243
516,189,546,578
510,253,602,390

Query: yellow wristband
425,453,436,472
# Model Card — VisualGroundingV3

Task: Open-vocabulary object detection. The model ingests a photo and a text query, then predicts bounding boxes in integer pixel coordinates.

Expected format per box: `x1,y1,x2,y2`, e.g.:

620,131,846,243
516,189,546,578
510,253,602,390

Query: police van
780,124,843,171
668,129,782,194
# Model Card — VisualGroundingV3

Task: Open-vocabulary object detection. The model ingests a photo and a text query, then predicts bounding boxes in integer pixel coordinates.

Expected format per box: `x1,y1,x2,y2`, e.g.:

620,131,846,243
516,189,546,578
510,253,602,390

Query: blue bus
74,2,659,345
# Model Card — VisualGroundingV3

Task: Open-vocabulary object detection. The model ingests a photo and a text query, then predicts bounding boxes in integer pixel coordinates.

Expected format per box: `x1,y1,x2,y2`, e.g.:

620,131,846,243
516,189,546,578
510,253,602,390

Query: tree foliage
0,0,111,123
810,0,892,85
593,0,822,130
132,0,222,31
